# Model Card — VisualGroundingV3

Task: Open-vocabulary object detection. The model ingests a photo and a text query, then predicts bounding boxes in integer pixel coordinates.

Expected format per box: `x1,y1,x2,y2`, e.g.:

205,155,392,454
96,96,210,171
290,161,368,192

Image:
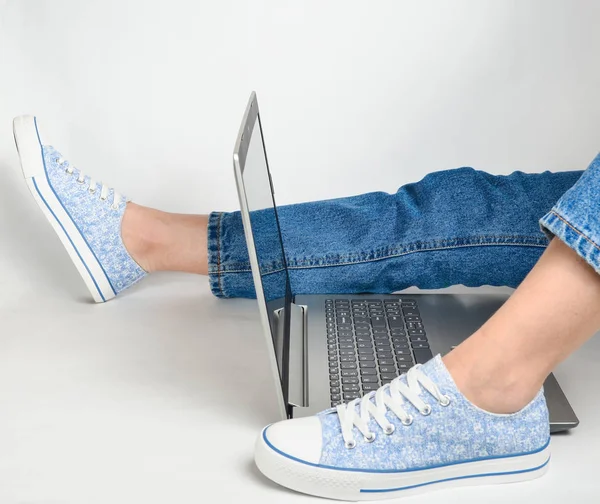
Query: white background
1,1,600,502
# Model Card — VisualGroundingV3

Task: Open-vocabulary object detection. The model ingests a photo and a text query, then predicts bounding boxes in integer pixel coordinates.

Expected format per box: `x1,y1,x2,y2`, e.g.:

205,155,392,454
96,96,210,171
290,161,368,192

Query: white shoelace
336,364,451,448
57,157,122,209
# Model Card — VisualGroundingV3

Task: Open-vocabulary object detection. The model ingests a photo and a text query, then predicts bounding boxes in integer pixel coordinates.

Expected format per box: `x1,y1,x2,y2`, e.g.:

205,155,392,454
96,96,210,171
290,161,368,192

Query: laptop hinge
287,302,308,408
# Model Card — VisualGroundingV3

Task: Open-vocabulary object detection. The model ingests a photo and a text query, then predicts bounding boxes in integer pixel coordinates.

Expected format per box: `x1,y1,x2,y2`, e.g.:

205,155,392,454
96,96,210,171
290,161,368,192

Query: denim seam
216,212,224,297
548,210,600,252
209,235,548,276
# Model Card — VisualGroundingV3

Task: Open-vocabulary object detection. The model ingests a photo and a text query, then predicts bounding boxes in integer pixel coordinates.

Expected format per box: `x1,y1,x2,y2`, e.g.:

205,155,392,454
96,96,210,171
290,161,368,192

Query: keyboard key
342,377,359,384
371,317,386,327
394,349,412,355
396,355,413,363
405,315,421,322
376,352,393,360
408,329,425,336
381,373,398,380
360,368,377,375
379,366,397,374
359,355,375,361
340,356,355,362
412,342,430,349
356,336,373,342
414,348,434,364
329,374,338,380
363,383,379,391
410,336,428,343
388,316,404,328
358,348,374,355
331,394,341,402
342,370,358,377
403,308,420,317
339,343,354,349
341,362,357,369
330,380,340,388
329,355,337,362
373,328,388,334
394,343,410,350
344,393,361,401
398,363,412,370
331,387,340,394
359,361,376,368
357,343,373,349
339,350,356,356
362,376,379,383
378,359,395,366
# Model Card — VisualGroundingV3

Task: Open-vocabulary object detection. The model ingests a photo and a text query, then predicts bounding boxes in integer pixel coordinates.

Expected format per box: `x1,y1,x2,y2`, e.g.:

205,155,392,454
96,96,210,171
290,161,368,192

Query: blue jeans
207,155,600,299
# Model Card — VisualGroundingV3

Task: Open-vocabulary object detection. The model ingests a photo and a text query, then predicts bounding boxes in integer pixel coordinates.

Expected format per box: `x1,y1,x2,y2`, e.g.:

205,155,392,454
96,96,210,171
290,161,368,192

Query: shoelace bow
336,364,451,448
57,156,123,208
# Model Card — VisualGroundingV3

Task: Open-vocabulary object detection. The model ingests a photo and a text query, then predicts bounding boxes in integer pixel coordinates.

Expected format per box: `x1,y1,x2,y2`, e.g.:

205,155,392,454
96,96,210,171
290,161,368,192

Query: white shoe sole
13,115,116,303
255,428,551,501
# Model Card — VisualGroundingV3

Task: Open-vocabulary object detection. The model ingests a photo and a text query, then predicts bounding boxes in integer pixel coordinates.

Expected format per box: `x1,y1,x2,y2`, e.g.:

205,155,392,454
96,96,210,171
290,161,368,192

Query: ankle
442,335,544,414
121,203,209,275
121,203,165,273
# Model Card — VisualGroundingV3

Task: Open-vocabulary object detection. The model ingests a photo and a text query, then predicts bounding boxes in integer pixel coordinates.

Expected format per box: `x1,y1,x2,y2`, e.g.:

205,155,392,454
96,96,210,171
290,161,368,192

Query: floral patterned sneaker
13,116,146,302
255,355,550,501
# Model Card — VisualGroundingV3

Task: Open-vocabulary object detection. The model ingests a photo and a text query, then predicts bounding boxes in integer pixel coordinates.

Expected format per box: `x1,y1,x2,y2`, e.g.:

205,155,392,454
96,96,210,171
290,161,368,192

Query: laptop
232,92,579,433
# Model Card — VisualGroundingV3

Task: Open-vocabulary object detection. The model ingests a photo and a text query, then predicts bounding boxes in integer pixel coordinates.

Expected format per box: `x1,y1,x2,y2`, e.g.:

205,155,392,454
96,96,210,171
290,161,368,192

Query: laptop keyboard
326,298,433,407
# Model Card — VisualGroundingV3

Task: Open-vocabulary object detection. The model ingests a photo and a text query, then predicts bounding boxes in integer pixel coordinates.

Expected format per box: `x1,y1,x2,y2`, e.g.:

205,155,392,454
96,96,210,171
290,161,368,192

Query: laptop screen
238,108,293,404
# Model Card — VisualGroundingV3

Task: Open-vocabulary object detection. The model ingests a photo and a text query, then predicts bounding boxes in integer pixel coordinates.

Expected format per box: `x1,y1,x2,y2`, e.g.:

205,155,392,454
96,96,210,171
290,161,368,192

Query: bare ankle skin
444,238,600,414
121,203,209,275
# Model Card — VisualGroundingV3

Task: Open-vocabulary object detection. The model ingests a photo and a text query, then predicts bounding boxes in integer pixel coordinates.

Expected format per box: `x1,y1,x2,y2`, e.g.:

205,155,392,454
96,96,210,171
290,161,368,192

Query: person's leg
121,205,209,275
122,168,581,298
446,152,600,414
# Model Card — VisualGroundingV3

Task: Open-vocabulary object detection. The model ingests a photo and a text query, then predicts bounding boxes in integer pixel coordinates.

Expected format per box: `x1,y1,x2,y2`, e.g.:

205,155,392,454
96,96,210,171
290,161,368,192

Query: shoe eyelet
401,415,413,426
89,187,96,194
344,440,357,449
364,432,376,443
439,395,451,407
383,424,395,435
111,204,119,210
77,178,85,184
420,404,432,416
100,195,107,201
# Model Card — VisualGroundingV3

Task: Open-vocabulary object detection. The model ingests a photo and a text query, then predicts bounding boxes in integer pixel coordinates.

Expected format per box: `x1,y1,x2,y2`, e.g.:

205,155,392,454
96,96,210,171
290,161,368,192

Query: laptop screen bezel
232,92,292,420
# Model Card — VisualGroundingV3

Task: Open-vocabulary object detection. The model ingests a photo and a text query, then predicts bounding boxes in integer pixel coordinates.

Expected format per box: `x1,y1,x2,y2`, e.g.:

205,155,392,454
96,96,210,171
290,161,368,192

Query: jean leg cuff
540,210,600,275
207,211,227,298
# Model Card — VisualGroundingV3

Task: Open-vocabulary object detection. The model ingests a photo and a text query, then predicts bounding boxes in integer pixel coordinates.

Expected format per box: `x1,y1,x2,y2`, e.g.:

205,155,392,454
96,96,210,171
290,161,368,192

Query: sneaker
255,355,550,500
13,115,146,302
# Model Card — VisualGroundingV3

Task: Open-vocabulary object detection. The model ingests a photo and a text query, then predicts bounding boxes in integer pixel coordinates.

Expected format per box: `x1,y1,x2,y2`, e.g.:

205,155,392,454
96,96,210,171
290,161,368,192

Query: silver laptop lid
233,92,293,419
